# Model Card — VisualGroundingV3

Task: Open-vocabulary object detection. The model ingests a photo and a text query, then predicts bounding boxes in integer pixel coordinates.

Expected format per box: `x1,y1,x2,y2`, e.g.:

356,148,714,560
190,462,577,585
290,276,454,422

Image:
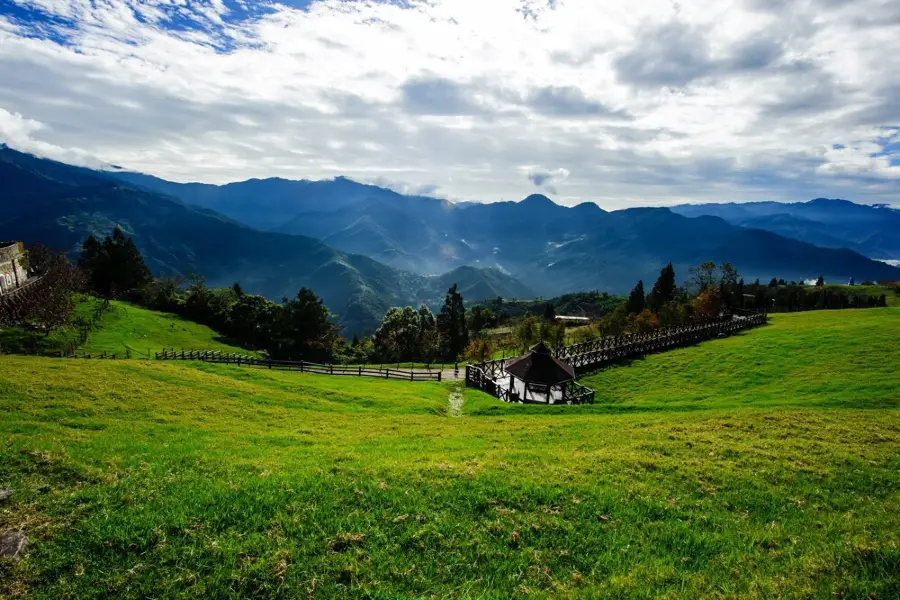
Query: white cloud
0,0,899,207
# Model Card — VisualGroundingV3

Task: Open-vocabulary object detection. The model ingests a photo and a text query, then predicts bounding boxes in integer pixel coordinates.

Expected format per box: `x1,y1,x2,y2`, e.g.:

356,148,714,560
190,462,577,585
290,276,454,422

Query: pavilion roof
504,341,575,385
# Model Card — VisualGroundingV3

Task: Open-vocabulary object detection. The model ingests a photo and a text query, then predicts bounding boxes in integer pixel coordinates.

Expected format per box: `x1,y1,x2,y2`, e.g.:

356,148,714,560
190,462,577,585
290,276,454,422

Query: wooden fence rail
467,312,767,405
153,349,443,382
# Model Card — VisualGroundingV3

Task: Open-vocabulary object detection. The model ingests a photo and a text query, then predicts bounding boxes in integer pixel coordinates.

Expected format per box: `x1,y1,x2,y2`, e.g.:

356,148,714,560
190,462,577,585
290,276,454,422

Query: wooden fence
553,312,767,370
154,349,443,382
466,312,767,405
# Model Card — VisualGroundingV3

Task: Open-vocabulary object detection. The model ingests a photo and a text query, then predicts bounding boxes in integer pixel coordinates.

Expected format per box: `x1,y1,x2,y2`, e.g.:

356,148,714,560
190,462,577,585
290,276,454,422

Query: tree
79,228,151,297
515,314,540,353
815,276,825,287
647,263,677,313
628,309,660,334
271,288,337,361
769,277,779,288
437,284,468,360
78,234,105,291
695,287,723,320
626,280,645,315
464,338,493,363
736,278,746,309
689,261,717,294
539,320,566,349
542,302,556,322
226,293,280,350
105,228,152,295
10,244,85,330
719,262,740,287
374,305,438,362
467,306,496,338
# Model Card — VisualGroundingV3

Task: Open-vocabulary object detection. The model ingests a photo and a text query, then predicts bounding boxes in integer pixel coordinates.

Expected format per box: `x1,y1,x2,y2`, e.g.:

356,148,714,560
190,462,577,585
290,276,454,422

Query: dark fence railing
466,312,767,405
154,349,443,382
553,312,767,370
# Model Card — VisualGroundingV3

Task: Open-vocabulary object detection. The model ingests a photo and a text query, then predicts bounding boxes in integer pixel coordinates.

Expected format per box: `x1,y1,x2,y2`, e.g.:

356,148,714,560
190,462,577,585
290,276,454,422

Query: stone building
0,242,28,296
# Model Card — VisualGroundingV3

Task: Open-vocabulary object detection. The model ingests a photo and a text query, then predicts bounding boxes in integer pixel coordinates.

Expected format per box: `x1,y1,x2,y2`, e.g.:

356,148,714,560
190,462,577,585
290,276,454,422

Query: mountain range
2,144,899,334
105,165,900,293
0,146,533,334
671,200,900,262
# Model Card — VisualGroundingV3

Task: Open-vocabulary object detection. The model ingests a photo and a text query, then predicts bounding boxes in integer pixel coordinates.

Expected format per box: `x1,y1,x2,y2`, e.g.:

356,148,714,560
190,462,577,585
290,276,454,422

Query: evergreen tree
543,302,556,322
79,228,151,297
78,234,107,293
272,288,337,361
647,263,676,313
626,280,645,315
769,278,779,287
815,276,825,287
437,284,468,360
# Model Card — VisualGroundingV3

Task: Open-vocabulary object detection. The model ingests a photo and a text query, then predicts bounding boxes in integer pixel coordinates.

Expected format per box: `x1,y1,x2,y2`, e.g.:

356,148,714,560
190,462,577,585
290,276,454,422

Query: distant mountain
106,163,900,292
0,147,534,335
671,199,900,261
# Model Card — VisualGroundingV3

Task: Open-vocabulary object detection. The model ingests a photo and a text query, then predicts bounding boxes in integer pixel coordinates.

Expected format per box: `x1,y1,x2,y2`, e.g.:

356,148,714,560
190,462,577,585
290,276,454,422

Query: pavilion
502,341,587,404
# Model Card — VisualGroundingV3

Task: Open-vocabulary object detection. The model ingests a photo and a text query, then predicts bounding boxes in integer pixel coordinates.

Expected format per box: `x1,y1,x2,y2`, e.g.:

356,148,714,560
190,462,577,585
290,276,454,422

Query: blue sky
0,0,899,207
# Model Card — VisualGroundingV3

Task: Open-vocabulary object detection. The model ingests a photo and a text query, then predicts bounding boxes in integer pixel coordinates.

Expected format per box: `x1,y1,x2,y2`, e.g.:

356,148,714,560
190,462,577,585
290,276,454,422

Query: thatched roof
504,341,575,385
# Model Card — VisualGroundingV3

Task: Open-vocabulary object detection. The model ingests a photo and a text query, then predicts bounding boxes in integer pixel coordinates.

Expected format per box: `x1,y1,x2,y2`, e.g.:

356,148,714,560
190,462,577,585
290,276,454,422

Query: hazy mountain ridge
671,199,900,261
4,145,899,325
0,147,535,334
103,163,900,293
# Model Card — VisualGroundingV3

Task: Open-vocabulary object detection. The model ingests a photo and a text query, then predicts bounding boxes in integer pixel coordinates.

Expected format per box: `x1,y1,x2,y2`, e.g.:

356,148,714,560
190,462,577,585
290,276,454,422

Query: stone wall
0,242,28,295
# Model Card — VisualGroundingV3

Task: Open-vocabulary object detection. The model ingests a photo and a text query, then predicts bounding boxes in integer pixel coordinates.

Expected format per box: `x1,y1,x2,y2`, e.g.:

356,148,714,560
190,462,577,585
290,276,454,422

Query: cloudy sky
1,0,899,207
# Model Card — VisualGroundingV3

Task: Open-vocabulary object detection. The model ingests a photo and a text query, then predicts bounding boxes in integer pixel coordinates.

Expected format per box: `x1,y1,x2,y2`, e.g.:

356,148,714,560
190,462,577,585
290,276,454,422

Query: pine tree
543,302,556,322
437,284,468,360
626,280,645,315
79,229,151,297
274,288,337,361
647,263,676,313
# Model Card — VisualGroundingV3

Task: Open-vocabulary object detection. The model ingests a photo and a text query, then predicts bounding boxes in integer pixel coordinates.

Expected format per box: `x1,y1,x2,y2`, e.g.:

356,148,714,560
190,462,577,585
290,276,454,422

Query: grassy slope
816,283,900,307
0,310,898,599
79,301,250,357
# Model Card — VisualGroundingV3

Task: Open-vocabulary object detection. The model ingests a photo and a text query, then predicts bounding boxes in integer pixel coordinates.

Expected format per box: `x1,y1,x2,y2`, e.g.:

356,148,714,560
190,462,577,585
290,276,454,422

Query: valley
1,308,898,598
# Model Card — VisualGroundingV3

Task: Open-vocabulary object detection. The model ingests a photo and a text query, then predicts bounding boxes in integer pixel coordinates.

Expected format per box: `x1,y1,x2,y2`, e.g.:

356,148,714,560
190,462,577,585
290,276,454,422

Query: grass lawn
79,301,252,358
1,309,898,598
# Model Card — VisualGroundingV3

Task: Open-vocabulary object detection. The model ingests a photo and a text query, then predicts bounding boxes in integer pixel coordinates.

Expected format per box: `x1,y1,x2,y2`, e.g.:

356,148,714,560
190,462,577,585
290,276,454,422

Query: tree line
6,229,894,363
76,229,472,363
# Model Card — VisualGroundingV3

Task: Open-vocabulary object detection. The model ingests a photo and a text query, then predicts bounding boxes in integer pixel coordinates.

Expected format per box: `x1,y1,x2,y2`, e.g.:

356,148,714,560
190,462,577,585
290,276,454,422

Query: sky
0,0,899,208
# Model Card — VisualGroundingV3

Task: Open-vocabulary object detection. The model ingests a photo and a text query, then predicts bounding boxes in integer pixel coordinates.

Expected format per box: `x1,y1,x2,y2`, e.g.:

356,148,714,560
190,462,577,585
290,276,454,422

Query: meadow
79,301,251,358
0,309,898,599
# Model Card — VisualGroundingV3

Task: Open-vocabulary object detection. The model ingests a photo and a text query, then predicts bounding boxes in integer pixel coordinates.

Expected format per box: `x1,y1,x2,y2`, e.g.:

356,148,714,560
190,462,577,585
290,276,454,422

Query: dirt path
448,384,464,417
439,368,463,381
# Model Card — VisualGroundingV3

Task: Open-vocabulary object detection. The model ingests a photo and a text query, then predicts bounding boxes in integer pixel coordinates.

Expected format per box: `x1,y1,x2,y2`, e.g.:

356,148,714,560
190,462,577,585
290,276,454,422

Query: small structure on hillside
502,341,583,404
555,315,590,324
0,242,28,296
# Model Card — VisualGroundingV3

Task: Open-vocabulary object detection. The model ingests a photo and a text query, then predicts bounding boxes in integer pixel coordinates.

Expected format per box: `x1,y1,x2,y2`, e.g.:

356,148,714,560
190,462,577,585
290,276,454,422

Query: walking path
448,384,464,417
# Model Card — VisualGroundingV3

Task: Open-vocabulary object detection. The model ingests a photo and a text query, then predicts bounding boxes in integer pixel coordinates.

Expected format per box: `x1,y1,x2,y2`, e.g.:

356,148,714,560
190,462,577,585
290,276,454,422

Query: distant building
555,315,590,324
0,242,28,296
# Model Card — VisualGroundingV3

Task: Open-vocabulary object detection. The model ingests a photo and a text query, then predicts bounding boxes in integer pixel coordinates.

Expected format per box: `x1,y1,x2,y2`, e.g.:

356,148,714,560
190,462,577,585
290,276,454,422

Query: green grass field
79,301,251,358
1,309,898,599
